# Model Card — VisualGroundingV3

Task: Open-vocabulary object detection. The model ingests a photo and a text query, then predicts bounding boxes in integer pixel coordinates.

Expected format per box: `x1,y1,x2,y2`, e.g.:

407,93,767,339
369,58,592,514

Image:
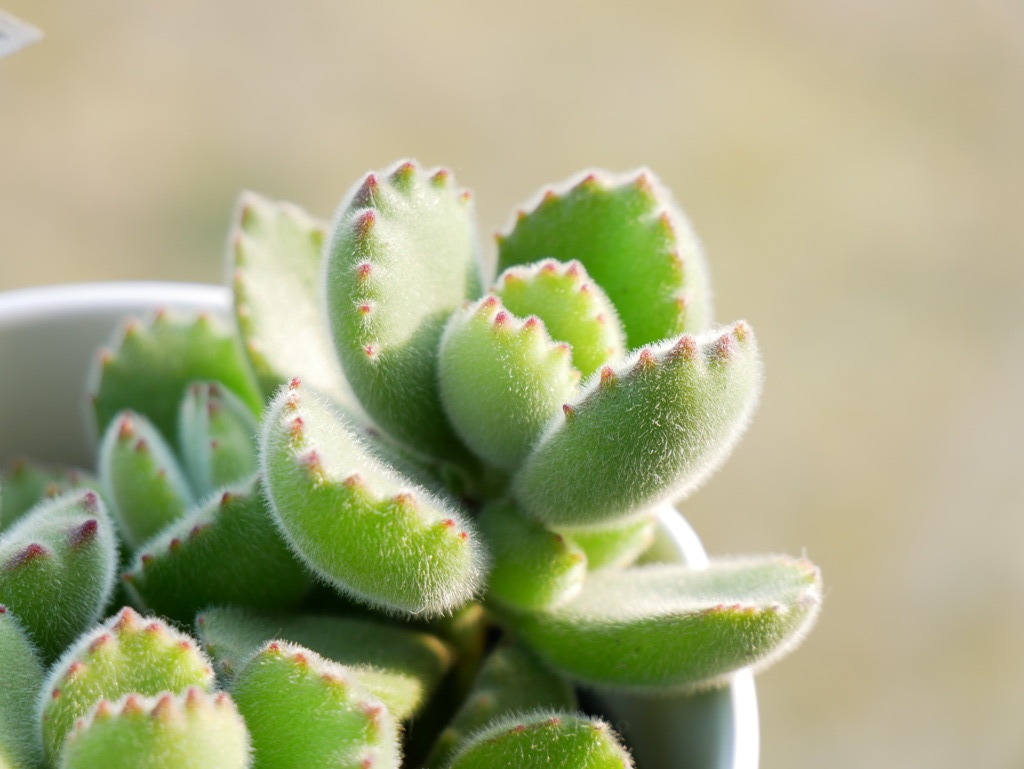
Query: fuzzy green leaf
438,296,580,470
478,499,587,611
39,608,216,764
494,258,626,379
325,159,483,458
177,382,258,498
122,478,311,623
514,322,761,526
229,191,359,412
195,606,452,719
0,461,98,533
509,557,822,691
0,491,117,662
447,711,634,769
58,689,250,769
0,606,45,769
497,169,712,348
98,412,194,549
558,514,657,572
230,641,400,769
426,643,576,769
90,312,262,446
260,379,486,616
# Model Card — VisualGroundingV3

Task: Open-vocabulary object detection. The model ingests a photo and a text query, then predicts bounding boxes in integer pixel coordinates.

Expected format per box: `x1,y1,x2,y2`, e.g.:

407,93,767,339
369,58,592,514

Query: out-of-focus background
2,2,1022,766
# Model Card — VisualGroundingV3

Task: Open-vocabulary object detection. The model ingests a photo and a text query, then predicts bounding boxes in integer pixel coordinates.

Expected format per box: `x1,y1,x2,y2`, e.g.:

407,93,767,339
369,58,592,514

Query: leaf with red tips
514,322,762,526
230,641,401,769
40,611,215,764
438,295,580,470
227,190,362,413
177,381,258,497
260,380,486,616
89,310,262,447
59,689,249,769
508,556,822,691
447,711,633,769
0,491,117,662
494,258,626,379
98,410,194,549
325,158,484,459
497,168,713,347
0,460,100,533
194,605,453,720
122,476,311,624
0,605,45,769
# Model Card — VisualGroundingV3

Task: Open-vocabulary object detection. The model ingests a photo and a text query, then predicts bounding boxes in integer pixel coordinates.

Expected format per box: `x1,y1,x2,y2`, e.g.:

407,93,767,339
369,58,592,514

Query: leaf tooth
185,687,206,710
390,492,418,512
92,700,114,721
151,693,179,722
121,694,145,715
354,209,377,240
363,343,378,359
357,300,375,316
632,347,658,373
574,172,602,193
117,413,136,440
667,334,699,362
562,404,576,420
68,518,99,549
598,366,617,388
492,310,512,329
538,258,559,276
351,173,381,208
112,606,143,632
430,168,451,188
4,542,50,570
300,450,326,481
565,259,583,278
732,320,751,343
633,170,658,201
88,632,115,654
458,189,473,205
342,472,366,491
667,249,685,279
711,332,735,364
389,160,417,190
354,261,374,281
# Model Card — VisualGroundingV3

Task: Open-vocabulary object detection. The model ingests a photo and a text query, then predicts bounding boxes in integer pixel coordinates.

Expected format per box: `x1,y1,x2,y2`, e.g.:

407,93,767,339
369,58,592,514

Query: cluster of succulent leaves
0,160,822,769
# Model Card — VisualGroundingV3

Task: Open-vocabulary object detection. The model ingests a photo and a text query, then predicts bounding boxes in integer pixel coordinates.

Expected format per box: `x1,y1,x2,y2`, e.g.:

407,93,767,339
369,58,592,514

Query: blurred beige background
2,1,1023,766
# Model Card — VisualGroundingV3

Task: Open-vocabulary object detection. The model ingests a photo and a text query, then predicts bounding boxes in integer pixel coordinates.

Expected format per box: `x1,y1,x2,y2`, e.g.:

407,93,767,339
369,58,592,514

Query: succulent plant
0,160,822,768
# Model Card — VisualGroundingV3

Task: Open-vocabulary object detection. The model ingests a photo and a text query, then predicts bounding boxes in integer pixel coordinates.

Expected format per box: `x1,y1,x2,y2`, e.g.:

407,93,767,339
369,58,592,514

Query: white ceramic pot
0,282,759,769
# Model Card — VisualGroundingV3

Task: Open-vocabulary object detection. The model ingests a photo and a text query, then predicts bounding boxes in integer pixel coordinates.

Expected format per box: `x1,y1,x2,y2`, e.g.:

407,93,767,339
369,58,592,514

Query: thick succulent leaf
438,296,580,470
478,499,587,611
58,689,250,769
558,514,657,572
426,643,576,768
325,159,483,458
260,379,486,616
230,191,359,411
447,711,633,769
514,322,761,526
0,491,117,662
177,382,258,498
0,461,98,533
509,557,822,691
0,606,45,769
39,608,216,764
230,641,400,769
90,311,262,446
98,412,194,549
494,258,626,379
196,606,451,719
497,168,712,348
122,479,311,623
